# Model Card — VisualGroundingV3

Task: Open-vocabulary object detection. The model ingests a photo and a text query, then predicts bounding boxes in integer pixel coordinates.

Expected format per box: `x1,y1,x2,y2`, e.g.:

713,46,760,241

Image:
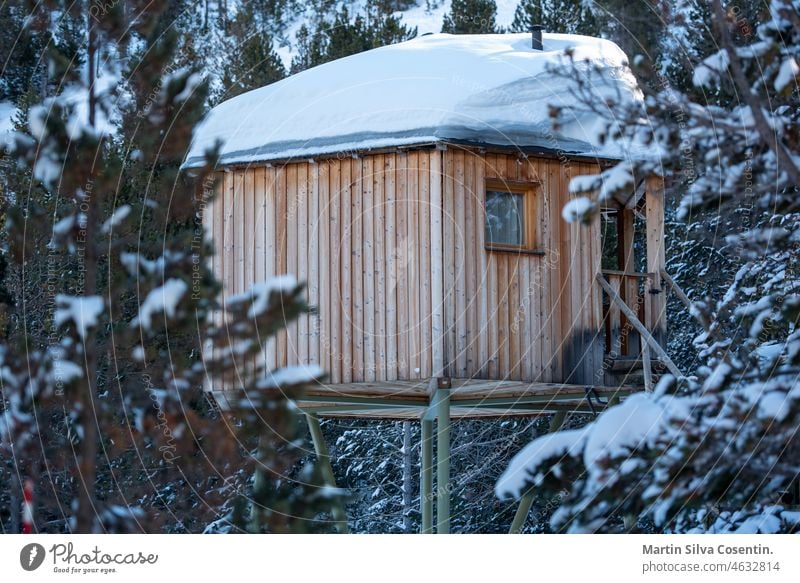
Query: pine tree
510,0,601,36
217,5,287,101
442,0,498,34
0,3,50,102
0,0,340,533
290,3,416,73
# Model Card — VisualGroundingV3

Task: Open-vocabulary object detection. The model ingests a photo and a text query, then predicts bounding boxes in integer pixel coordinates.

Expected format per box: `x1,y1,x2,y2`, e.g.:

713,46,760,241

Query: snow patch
229,275,299,319
562,197,595,223
495,428,588,498
256,364,324,389
692,49,730,88
101,204,131,234
133,279,188,330
54,295,105,340
582,393,666,470
774,57,799,92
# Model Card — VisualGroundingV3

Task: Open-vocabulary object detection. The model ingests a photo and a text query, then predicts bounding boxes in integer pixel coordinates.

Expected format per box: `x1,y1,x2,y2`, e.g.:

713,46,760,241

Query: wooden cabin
187,32,673,419
186,31,682,534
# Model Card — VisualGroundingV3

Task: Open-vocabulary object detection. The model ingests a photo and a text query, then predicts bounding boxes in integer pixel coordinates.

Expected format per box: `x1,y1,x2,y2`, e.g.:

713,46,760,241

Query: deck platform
212,377,642,419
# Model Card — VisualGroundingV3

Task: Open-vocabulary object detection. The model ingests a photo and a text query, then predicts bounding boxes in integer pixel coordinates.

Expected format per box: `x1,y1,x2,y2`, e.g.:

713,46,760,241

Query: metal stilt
508,411,567,534
436,387,451,534
421,419,434,533
307,414,349,533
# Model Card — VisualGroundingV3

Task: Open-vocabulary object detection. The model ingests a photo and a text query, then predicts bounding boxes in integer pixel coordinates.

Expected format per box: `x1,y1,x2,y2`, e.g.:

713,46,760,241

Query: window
485,190,524,246
484,180,541,253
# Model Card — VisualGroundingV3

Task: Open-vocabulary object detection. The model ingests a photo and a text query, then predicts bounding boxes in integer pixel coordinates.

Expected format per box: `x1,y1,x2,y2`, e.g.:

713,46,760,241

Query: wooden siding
209,148,609,388
211,153,439,386
441,151,604,385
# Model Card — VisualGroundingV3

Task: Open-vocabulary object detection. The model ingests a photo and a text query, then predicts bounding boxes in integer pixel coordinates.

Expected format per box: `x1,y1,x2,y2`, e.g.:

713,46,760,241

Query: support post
436,387,451,534
619,208,640,355
509,411,566,534
420,419,434,533
645,175,667,346
307,414,349,533
641,342,653,392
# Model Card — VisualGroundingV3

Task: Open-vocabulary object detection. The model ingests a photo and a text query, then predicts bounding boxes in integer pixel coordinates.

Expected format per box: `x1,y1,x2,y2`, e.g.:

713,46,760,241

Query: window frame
483,178,544,255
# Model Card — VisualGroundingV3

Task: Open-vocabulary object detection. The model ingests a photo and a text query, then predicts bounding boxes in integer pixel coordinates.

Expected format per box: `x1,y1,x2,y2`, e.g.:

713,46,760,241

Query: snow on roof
184,32,635,168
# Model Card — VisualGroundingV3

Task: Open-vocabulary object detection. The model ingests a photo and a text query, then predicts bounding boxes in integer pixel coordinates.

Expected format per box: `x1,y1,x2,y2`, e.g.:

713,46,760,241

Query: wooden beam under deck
211,377,642,420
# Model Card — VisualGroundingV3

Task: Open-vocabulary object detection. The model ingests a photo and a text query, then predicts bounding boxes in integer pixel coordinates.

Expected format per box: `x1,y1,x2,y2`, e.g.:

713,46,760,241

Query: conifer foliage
0,0,337,533
511,0,601,36
291,2,417,73
442,0,499,34
498,0,800,534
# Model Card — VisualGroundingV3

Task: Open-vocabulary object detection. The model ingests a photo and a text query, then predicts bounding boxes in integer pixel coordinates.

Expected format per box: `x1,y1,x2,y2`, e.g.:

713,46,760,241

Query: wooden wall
208,147,606,387
440,150,604,385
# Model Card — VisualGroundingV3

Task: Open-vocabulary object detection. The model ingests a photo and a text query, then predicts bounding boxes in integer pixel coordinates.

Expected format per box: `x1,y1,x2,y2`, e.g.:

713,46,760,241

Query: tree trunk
74,15,99,532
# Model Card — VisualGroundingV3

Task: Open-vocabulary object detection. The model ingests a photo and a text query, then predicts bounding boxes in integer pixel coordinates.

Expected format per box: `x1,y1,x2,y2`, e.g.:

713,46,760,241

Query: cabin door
599,205,647,359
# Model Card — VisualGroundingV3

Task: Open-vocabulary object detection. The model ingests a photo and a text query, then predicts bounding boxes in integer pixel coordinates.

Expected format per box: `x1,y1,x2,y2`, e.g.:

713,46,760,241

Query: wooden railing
596,271,688,391
599,270,651,359
660,269,693,311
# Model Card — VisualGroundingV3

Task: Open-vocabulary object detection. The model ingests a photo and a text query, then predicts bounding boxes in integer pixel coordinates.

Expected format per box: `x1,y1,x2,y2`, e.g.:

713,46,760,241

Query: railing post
596,274,683,380
641,342,653,392
645,175,667,345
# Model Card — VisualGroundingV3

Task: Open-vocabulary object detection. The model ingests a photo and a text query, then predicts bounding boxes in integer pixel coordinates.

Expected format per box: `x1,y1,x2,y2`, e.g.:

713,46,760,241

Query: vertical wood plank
443,150,456,378
362,156,376,382
373,154,387,381
352,158,364,381
396,153,409,379
328,160,342,383
418,152,432,378
275,165,288,367
296,163,309,366
384,154,398,380
540,159,556,382
475,154,490,380
340,159,353,383
407,151,420,379
308,162,321,369
264,166,278,370
318,161,330,376
463,151,478,377
285,164,299,365
429,149,445,379
253,167,266,372
234,170,246,296
453,150,467,377
244,168,256,292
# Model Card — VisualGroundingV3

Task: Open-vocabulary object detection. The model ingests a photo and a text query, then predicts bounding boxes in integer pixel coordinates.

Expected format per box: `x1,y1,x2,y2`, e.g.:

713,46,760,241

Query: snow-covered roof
184,32,635,168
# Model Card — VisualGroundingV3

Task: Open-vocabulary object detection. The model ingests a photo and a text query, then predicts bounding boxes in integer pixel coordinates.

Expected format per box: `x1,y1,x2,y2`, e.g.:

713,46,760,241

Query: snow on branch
228,274,299,318
132,279,188,330
54,295,104,340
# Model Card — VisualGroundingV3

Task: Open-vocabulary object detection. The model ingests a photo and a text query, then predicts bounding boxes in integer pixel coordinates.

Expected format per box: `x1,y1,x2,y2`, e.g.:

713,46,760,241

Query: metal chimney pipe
531,25,544,51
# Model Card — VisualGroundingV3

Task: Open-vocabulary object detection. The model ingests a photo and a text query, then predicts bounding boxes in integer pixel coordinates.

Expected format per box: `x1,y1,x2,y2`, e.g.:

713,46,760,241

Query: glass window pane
485,190,524,246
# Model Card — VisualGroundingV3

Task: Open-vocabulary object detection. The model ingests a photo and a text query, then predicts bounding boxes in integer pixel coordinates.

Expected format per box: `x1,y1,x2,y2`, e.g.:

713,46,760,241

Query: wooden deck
212,377,642,419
